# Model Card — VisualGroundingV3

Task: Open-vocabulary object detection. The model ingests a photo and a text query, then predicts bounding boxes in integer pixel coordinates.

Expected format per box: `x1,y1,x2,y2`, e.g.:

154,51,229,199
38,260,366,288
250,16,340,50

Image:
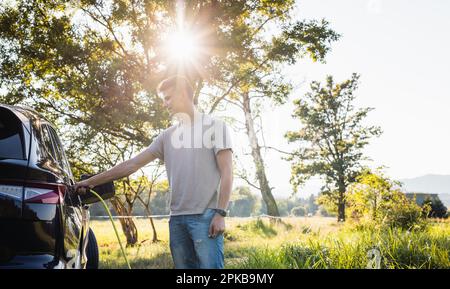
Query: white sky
233,0,450,198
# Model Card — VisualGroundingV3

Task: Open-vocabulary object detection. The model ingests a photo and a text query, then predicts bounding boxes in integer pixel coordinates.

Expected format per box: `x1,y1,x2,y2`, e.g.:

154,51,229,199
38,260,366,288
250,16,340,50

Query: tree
0,0,339,220
286,74,382,222
229,186,257,217
306,194,318,215
149,180,171,215
203,1,340,217
0,0,169,245
134,169,166,243
422,197,448,219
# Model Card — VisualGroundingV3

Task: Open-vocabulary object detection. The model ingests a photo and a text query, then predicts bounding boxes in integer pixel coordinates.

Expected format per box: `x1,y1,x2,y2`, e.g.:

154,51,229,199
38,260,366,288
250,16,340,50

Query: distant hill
400,174,450,208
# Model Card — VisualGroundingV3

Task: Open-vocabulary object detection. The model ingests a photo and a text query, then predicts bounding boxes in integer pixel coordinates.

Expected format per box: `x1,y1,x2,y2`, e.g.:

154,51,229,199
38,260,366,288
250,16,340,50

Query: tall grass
237,221,450,269
90,217,449,269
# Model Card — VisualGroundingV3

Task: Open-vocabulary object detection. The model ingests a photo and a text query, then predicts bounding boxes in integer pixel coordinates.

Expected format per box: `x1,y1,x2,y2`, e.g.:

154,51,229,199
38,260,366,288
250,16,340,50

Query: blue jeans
169,208,224,269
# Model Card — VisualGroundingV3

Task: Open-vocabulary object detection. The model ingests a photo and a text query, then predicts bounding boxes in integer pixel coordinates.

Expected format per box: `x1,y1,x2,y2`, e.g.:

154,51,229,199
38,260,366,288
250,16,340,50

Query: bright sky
239,0,450,198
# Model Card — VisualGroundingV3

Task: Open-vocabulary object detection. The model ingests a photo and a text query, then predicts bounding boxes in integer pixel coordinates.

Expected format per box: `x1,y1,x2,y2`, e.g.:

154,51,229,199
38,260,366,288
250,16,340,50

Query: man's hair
157,75,194,101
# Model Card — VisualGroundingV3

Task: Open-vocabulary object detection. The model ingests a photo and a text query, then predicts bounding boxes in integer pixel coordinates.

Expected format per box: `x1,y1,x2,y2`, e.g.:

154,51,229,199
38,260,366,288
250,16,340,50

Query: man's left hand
209,214,225,238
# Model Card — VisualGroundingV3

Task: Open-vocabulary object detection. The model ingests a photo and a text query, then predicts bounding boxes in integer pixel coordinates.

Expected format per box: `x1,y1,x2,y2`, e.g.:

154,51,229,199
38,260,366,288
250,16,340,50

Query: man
74,75,233,269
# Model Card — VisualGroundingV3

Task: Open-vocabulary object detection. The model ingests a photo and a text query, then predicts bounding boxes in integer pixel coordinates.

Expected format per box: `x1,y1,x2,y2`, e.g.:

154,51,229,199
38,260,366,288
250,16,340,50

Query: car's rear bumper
0,254,65,269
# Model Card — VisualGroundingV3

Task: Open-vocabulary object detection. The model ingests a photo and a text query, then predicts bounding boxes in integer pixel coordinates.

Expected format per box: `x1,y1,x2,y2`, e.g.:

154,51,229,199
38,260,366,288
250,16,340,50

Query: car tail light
24,184,65,204
0,185,23,200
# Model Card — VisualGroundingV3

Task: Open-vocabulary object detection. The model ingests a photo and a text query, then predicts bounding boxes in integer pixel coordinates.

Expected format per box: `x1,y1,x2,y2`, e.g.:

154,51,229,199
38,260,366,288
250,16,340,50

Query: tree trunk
149,217,158,243
242,94,280,217
338,201,345,222
337,179,346,222
111,197,138,246
143,205,159,243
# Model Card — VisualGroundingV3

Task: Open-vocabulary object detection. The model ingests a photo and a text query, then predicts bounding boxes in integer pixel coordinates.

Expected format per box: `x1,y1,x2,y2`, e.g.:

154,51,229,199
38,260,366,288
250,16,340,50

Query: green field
90,217,450,269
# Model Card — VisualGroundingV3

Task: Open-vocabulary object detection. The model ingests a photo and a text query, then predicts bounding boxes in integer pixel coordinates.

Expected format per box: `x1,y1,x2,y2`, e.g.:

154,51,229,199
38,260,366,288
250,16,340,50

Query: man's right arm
73,147,159,193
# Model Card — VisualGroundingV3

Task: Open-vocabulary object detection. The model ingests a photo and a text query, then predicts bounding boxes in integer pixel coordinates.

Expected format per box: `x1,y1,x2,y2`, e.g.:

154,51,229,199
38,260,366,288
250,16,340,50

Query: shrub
290,206,306,216
381,191,426,230
346,170,426,230
317,205,335,217
422,197,448,219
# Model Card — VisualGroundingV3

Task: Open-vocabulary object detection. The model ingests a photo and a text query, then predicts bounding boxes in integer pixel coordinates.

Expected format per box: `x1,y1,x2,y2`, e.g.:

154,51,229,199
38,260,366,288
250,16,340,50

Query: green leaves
267,19,340,64
346,169,427,230
0,1,342,194
286,74,382,216
0,0,170,179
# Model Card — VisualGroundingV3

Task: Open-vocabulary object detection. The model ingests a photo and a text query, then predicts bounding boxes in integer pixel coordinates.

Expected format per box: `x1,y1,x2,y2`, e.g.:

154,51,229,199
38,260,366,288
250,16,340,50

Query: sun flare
164,29,200,63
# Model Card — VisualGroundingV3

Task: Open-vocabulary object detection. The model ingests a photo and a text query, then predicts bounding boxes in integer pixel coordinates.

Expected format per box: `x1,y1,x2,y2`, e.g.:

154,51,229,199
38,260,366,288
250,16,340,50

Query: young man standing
74,76,233,269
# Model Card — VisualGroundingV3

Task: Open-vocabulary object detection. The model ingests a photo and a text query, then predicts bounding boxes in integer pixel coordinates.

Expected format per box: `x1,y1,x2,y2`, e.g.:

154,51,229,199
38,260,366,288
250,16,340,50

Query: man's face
161,87,185,115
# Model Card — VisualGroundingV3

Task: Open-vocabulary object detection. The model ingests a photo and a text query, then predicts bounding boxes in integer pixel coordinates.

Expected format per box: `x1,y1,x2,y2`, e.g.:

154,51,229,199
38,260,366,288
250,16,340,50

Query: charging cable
83,189,131,269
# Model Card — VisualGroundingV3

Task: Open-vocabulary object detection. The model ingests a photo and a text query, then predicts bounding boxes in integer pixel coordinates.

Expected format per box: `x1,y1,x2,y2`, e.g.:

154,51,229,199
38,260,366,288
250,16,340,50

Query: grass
89,216,450,269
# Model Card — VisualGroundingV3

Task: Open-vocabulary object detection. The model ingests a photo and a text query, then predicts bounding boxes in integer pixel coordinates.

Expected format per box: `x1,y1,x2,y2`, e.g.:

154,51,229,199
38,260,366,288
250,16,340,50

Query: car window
40,124,59,162
47,125,71,175
30,121,45,162
0,112,25,159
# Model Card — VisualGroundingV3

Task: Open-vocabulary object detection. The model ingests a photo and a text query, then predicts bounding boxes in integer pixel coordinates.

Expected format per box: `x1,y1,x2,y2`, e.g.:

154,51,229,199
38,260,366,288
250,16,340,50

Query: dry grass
89,216,449,269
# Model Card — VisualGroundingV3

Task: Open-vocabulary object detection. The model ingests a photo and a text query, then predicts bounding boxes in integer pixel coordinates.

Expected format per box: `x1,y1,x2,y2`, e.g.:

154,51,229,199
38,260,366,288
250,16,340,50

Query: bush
346,170,426,230
317,206,335,217
381,191,426,230
290,206,306,216
422,197,448,219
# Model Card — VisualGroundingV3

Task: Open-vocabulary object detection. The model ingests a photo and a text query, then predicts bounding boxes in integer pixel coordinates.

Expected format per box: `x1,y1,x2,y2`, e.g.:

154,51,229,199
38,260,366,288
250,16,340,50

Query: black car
0,104,114,269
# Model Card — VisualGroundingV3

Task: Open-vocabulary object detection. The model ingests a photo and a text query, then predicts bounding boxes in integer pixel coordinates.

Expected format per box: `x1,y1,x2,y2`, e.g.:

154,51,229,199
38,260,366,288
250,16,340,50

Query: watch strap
214,208,227,217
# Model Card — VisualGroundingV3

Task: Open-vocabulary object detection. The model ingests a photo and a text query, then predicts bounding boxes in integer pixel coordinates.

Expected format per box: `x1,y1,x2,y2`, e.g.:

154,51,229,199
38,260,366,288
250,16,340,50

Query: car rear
0,106,65,269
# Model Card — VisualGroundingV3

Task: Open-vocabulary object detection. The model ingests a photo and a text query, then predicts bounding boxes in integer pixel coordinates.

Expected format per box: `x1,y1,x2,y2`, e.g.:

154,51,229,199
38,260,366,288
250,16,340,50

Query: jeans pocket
200,208,216,222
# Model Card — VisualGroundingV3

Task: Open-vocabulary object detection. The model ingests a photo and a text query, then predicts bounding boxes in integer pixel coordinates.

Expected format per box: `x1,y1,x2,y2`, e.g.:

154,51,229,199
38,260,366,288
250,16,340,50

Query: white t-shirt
146,112,233,216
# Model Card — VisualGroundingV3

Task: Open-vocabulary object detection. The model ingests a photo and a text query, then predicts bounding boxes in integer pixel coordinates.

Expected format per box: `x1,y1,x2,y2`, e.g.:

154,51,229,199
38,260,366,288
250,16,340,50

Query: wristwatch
214,208,227,217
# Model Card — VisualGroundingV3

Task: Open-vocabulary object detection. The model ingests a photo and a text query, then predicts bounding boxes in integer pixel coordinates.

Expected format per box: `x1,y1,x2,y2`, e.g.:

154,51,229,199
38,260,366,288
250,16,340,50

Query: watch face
215,209,226,216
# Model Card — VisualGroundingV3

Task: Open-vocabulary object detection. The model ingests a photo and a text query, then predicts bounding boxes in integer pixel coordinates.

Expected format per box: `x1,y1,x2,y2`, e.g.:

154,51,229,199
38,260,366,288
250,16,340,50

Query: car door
42,124,84,268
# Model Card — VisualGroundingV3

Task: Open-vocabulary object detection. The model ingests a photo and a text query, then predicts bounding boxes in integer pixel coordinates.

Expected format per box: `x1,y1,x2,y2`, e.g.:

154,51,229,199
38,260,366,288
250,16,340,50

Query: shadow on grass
238,219,278,238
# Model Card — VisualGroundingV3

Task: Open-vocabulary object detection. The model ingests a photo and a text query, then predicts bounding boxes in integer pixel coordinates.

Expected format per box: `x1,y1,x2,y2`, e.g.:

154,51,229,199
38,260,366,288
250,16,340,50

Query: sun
164,29,200,63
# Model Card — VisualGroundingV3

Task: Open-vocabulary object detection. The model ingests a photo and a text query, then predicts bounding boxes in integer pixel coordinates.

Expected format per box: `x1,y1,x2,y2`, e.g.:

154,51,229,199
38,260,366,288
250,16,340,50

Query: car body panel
0,104,88,269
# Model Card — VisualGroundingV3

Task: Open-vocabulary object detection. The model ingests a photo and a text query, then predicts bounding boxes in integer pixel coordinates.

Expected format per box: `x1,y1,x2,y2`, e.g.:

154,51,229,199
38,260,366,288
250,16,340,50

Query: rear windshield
0,110,25,160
